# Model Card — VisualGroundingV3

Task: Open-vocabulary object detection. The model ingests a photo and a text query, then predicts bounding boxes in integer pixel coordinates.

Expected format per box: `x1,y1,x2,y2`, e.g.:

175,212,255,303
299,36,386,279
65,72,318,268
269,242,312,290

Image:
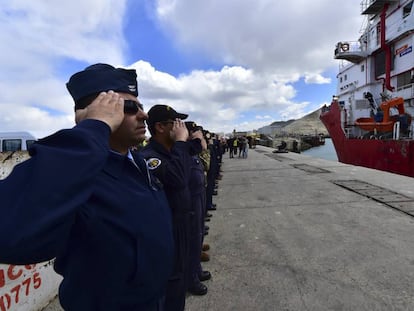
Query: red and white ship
320,0,414,178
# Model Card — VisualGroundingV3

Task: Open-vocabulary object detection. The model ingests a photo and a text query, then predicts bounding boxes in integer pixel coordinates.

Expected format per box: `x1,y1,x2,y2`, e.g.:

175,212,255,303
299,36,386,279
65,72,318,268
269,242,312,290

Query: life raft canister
341,42,350,52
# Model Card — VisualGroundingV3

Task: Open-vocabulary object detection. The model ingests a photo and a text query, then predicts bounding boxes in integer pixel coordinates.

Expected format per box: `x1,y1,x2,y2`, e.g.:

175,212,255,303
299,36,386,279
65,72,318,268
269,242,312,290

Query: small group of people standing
227,136,249,158
0,63,223,311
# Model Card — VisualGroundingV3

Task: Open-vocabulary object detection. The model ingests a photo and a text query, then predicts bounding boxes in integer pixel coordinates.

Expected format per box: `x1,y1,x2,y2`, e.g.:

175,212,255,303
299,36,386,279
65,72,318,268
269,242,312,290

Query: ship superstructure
320,0,414,177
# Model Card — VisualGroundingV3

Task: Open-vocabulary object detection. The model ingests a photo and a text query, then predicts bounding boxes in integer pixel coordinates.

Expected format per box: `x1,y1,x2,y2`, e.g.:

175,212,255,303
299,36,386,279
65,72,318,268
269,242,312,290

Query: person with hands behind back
0,63,174,311
140,105,202,311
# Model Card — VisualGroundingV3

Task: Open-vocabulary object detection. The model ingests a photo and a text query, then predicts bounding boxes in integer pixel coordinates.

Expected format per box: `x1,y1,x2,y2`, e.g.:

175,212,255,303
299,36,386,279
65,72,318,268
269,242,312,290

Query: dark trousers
119,296,165,311
164,215,190,311
205,178,215,209
188,193,206,286
164,278,186,311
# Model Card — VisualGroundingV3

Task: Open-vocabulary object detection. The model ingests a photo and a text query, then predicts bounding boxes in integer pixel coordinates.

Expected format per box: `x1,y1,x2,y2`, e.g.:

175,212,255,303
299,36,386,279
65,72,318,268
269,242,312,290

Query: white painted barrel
0,151,62,311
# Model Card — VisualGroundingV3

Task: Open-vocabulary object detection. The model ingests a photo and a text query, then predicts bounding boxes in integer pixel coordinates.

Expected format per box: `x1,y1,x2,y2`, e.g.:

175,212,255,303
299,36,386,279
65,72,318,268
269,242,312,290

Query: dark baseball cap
147,105,188,126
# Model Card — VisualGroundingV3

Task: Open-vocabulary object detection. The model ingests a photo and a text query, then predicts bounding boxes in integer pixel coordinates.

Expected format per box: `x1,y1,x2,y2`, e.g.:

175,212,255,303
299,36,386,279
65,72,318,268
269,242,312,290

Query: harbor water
302,138,338,162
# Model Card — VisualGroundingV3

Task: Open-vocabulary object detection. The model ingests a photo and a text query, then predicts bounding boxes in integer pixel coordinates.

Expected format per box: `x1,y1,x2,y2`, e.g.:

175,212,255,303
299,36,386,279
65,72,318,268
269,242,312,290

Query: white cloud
145,0,363,132
0,0,364,137
154,0,363,76
131,60,304,133
280,102,311,120
0,103,74,138
0,0,127,137
304,73,331,84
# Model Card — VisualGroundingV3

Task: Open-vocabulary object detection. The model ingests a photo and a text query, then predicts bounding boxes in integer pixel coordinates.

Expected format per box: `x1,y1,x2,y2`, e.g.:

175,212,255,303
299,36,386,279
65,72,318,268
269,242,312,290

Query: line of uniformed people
139,105,224,311
0,63,224,311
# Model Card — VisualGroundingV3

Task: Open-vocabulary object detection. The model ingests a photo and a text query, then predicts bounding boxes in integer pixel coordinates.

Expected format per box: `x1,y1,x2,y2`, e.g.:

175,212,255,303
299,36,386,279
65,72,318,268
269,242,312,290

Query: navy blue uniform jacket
0,120,174,310
140,139,201,278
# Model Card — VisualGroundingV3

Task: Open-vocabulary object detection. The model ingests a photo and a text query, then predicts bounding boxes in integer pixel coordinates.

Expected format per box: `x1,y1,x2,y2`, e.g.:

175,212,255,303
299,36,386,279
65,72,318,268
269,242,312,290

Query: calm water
302,138,338,162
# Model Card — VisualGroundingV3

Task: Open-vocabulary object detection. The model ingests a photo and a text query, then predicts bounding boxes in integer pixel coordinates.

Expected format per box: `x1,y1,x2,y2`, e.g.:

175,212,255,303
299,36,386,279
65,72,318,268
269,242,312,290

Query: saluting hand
75,91,124,132
191,130,207,150
170,119,189,142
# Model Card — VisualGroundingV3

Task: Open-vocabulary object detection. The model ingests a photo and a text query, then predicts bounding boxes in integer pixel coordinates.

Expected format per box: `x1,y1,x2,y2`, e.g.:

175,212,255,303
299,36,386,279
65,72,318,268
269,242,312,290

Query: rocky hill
280,108,328,135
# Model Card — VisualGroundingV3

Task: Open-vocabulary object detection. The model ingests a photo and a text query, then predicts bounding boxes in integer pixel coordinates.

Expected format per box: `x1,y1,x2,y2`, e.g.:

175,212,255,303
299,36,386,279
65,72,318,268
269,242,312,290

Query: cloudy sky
0,0,365,138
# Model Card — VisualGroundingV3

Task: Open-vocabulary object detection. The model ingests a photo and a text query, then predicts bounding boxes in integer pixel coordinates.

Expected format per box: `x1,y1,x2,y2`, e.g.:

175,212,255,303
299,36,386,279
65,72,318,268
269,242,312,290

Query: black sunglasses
123,100,143,115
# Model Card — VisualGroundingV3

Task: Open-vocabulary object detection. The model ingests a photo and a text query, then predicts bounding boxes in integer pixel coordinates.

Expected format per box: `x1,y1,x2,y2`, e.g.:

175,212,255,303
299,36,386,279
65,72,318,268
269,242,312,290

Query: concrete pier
43,145,414,311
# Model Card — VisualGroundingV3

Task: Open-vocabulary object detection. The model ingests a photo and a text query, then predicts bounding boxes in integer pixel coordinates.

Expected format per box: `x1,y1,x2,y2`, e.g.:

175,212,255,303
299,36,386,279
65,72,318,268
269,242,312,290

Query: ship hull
320,102,414,178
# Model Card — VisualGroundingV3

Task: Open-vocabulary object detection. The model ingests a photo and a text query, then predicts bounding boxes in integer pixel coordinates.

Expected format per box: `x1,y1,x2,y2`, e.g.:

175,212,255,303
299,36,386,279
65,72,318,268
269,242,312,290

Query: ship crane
364,92,381,117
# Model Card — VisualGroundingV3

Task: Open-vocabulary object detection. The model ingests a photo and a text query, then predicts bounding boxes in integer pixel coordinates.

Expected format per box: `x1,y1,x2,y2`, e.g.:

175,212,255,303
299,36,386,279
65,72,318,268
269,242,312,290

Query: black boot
188,282,208,295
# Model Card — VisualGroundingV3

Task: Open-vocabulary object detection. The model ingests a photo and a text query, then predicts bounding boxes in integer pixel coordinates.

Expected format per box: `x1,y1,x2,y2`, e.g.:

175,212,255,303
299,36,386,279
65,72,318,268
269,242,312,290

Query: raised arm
0,91,124,264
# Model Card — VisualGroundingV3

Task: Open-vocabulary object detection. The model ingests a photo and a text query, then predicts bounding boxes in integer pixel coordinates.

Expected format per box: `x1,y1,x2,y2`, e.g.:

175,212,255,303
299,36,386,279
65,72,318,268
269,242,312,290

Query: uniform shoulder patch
146,158,162,170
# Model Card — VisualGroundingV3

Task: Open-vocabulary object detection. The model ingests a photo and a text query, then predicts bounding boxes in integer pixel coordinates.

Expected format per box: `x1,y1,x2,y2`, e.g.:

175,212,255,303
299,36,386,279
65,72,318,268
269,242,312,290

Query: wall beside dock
0,151,61,311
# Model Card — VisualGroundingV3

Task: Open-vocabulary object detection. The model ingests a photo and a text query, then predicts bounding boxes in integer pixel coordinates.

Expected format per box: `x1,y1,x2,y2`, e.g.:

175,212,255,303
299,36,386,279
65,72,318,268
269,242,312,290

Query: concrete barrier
0,151,62,311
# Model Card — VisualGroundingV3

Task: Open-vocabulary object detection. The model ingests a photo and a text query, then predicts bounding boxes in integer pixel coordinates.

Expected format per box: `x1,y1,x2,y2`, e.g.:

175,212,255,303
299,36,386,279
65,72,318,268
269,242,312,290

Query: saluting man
184,122,212,296
0,64,174,310
140,105,202,311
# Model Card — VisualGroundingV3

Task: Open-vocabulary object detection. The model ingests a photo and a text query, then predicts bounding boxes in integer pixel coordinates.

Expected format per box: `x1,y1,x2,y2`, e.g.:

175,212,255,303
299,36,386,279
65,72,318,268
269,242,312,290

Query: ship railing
335,41,365,55
393,121,400,140
360,0,373,14
335,41,367,65
360,0,399,15
410,123,414,139
344,126,352,138
344,124,365,139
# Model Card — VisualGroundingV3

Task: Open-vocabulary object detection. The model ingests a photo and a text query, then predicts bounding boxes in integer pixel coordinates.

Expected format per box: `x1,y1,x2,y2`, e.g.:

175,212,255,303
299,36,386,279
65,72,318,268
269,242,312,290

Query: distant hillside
281,108,328,135
269,119,295,127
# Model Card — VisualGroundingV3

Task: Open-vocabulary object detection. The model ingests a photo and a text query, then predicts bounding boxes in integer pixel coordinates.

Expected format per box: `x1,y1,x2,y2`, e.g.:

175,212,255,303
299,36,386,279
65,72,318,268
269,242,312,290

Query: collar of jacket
147,139,171,156
102,150,140,179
